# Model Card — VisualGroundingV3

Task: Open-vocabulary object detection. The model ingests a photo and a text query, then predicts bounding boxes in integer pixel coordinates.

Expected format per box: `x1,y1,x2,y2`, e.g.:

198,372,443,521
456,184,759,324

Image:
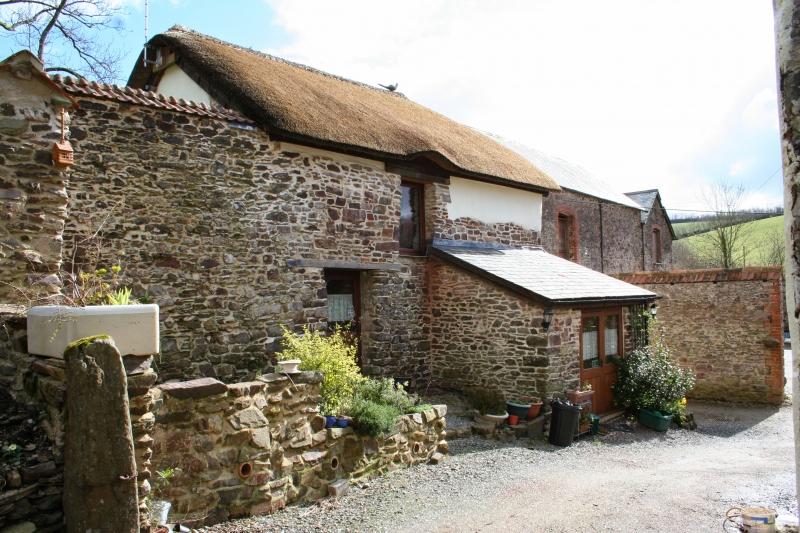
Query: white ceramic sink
27,304,160,358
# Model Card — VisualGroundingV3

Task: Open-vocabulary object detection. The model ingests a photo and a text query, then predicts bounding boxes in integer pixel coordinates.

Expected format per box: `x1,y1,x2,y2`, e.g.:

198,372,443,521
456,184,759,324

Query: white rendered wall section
447,177,542,232
156,65,217,106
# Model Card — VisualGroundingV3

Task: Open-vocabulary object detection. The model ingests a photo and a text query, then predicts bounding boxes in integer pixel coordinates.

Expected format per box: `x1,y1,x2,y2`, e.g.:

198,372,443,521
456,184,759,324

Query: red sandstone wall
616,268,784,405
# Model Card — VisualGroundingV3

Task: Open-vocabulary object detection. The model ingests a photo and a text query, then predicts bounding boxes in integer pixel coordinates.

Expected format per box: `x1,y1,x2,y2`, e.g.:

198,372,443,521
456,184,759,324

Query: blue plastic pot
335,418,349,428
325,416,336,429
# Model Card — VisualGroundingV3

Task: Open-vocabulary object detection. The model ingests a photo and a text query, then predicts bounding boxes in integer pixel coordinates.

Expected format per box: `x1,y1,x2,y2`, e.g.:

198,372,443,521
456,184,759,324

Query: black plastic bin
548,399,582,447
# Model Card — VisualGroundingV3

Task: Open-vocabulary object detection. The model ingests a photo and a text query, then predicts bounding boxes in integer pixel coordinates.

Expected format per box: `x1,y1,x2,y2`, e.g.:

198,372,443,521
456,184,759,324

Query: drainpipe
640,220,646,272
598,203,605,273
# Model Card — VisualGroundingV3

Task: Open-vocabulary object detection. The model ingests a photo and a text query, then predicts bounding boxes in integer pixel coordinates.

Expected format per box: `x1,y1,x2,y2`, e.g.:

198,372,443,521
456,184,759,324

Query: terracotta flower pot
508,414,519,425
525,401,543,420
519,397,543,420
567,390,594,404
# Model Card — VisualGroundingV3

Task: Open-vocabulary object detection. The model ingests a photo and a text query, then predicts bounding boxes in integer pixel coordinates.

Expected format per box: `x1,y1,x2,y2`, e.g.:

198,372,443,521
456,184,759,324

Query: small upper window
400,181,424,254
652,228,663,264
557,213,576,262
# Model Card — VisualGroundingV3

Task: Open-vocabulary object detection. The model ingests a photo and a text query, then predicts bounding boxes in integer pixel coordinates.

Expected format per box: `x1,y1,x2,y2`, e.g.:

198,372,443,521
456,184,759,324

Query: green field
672,220,713,239
675,215,784,267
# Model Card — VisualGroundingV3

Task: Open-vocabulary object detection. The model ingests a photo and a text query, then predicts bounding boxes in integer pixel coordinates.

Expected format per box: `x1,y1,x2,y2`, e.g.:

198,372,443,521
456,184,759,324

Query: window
652,228,663,264
400,181,424,254
557,212,577,262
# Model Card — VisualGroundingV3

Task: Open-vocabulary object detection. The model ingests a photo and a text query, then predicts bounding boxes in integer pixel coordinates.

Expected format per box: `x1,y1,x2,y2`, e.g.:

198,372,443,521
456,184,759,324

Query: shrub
614,321,695,413
278,325,363,415
467,388,506,415
351,377,417,413
347,400,399,438
347,378,427,437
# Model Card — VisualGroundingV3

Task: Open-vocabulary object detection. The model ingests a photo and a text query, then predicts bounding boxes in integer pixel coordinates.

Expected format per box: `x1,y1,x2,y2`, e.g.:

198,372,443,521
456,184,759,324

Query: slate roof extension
430,241,656,306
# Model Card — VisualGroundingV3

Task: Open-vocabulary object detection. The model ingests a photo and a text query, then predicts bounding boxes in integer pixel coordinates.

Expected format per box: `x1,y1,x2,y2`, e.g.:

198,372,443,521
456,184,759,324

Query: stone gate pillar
63,336,139,533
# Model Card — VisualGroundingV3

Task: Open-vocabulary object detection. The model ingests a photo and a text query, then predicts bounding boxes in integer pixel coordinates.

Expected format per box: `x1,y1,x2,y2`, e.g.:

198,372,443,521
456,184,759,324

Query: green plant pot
638,408,673,431
506,401,531,419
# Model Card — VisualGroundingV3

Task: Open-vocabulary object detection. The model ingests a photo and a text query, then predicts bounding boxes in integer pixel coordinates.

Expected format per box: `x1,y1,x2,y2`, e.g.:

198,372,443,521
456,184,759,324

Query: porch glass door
324,270,362,367
580,309,622,414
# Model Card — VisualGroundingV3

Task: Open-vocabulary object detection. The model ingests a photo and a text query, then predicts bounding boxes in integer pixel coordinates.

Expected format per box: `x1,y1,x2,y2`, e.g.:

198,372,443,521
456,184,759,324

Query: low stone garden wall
151,374,448,527
0,312,157,533
1,310,448,531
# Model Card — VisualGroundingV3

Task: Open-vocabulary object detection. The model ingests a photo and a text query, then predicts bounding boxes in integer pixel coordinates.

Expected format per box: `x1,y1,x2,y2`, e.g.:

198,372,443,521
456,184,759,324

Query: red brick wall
615,267,784,405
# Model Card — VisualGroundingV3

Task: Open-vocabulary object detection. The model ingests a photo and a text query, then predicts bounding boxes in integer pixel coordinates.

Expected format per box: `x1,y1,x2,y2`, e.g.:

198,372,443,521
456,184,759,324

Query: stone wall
616,268,784,404
540,189,644,274
55,91,550,385
150,375,447,527
427,260,581,400
0,313,157,533
642,200,673,271
0,57,71,301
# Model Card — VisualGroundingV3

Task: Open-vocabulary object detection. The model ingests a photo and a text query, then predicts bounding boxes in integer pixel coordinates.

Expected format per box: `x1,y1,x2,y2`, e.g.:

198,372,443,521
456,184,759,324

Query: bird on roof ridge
379,83,398,92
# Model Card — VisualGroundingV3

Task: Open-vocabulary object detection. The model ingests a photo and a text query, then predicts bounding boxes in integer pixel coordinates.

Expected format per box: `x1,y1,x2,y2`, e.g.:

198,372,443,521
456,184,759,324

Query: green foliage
346,378,427,437
350,378,417,413
408,403,433,414
150,468,174,500
278,325,363,415
347,400,399,438
467,387,506,415
614,321,695,413
2,444,22,463
106,286,133,305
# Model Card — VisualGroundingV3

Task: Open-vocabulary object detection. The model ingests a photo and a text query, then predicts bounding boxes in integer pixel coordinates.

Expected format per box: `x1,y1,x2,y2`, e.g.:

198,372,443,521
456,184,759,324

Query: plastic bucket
727,507,777,533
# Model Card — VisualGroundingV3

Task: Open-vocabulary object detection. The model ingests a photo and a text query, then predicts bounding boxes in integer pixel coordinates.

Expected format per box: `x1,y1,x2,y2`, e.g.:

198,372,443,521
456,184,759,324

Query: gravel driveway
200,390,795,533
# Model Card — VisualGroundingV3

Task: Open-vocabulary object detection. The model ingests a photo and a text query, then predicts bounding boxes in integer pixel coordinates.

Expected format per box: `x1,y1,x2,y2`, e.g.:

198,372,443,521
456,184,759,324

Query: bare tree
695,179,756,268
757,227,786,267
1,0,128,82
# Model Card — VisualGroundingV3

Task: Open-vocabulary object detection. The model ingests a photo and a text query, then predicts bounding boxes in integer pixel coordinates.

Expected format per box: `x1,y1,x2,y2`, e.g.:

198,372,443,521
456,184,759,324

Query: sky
0,0,783,218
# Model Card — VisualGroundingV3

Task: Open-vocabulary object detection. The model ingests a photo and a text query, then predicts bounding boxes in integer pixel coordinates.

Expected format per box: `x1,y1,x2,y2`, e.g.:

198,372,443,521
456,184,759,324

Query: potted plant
468,388,508,427
567,383,594,404
519,396,543,419
506,399,531,420
25,264,159,358
613,320,695,432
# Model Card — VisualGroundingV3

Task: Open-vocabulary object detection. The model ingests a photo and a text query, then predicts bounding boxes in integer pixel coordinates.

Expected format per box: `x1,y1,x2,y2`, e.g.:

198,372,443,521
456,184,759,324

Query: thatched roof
128,26,559,193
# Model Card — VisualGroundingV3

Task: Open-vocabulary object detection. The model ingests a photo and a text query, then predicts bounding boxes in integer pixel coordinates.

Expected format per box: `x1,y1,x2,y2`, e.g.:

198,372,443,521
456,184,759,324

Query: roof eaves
429,246,657,307
50,74,253,123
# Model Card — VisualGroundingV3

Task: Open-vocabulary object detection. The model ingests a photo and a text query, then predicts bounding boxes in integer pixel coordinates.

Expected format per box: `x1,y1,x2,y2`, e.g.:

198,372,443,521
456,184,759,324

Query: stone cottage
482,132,675,273
1,26,657,416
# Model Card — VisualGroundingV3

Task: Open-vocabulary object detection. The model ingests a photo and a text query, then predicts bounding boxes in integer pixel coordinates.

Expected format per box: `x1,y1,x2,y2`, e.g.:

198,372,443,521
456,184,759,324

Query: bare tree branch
1,0,129,83
36,0,66,59
44,65,82,77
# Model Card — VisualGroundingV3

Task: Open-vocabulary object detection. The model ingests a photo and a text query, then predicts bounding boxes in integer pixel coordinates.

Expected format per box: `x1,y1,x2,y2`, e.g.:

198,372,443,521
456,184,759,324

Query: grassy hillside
673,221,712,239
675,215,784,267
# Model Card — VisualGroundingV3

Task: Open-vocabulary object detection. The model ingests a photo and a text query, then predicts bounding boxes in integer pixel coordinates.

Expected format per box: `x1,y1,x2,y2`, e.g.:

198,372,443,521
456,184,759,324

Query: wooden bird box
51,141,74,166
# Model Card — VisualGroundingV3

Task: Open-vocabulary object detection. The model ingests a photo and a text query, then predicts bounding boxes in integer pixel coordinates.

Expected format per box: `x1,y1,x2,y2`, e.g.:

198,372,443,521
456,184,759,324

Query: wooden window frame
555,206,579,263
399,179,426,256
652,227,663,265
579,307,624,370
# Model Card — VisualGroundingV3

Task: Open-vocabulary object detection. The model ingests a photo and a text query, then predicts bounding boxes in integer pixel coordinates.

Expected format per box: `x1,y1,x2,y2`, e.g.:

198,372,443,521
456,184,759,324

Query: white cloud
264,0,780,212
741,88,779,131
729,159,755,177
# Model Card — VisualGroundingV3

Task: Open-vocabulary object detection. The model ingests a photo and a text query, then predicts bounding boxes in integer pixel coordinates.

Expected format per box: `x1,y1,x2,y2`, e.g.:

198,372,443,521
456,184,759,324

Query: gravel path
199,399,795,533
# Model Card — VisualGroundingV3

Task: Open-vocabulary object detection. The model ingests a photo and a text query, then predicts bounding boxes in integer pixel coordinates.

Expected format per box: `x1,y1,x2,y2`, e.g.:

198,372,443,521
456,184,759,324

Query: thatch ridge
128,26,559,192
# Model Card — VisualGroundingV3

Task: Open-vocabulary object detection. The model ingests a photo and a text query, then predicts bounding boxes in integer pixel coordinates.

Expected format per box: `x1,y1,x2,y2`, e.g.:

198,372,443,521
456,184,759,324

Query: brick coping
613,267,783,284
